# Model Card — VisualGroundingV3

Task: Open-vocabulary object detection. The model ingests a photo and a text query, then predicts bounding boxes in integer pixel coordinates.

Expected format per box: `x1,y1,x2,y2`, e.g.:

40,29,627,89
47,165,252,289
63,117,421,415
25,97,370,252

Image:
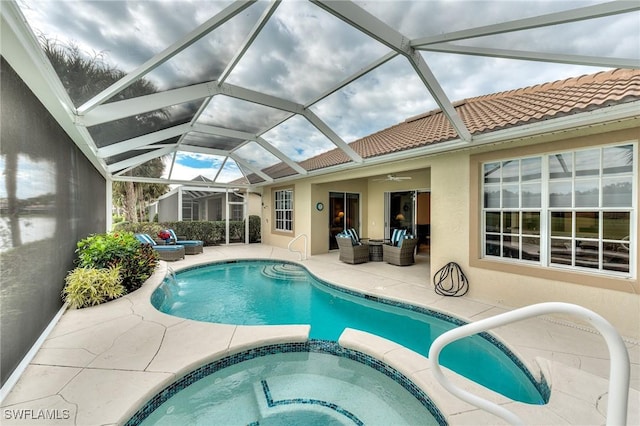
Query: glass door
385,191,415,239
329,192,360,250
385,190,430,253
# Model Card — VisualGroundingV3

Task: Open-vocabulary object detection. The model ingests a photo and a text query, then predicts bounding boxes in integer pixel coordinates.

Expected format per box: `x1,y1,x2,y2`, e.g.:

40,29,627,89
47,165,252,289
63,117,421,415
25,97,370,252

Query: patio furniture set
336,228,418,266
135,230,204,261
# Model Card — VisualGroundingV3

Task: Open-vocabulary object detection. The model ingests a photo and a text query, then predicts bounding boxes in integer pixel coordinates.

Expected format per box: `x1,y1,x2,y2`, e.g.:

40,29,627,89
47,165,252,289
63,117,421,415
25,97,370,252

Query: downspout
105,177,112,231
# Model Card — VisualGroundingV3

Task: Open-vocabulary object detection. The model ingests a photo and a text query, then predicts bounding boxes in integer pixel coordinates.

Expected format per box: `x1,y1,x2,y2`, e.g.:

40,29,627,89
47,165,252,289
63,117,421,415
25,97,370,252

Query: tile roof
252,68,640,181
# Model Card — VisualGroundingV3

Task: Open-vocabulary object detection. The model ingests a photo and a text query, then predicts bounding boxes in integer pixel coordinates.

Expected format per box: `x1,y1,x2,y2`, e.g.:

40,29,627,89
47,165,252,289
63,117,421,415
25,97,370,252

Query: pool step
261,263,308,281
251,377,359,425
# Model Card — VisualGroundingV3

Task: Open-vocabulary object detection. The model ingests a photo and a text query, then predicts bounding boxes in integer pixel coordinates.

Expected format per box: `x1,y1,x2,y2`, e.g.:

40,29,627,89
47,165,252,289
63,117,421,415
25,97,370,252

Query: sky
17,0,640,183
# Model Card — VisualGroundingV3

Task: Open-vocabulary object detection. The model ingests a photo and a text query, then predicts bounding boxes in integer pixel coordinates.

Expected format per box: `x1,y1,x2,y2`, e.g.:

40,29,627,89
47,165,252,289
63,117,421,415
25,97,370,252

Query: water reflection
0,153,56,252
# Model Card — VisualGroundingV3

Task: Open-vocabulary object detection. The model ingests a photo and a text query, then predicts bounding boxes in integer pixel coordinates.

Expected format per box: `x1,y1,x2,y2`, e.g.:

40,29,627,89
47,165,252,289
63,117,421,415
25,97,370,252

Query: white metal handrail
428,302,630,425
288,234,308,260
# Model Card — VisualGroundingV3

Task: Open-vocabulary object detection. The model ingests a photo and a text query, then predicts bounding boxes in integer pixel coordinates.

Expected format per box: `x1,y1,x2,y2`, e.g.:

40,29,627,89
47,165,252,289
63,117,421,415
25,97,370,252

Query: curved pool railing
428,302,630,425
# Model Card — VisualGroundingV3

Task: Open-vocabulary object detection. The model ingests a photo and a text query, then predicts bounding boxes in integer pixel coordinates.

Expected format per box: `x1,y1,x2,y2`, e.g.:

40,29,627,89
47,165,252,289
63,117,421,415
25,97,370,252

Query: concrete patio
1,244,638,425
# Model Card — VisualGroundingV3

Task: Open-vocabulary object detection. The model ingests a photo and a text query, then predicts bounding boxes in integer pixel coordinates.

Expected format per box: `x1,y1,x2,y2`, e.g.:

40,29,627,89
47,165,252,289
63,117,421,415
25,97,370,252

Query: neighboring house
254,68,639,338
150,175,261,222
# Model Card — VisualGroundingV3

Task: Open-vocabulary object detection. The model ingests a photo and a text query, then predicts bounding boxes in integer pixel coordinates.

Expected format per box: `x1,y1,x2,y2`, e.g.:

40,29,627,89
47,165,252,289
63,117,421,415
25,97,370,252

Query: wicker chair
336,236,369,264
383,238,418,266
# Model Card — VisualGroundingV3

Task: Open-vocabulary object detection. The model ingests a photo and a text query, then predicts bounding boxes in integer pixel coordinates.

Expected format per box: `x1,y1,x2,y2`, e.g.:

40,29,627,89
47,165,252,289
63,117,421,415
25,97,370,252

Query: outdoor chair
336,236,369,264
135,233,185,261
383,237,418,266
167,229,204,255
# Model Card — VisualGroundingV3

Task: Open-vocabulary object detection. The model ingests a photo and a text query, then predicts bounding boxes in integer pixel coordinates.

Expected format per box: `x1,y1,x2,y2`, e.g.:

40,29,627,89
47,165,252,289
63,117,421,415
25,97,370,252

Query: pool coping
152,258,550,403
124,340,448,426
1,245,638,425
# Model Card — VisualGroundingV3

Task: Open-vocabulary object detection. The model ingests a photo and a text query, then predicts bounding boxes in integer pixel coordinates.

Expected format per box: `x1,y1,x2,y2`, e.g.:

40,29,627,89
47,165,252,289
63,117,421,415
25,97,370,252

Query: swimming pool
151,260,548,404
126,341,446,425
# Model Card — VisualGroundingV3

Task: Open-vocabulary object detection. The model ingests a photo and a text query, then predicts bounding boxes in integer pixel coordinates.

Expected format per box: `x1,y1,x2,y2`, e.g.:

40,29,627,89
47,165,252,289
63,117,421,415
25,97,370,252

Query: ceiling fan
373,174,412,182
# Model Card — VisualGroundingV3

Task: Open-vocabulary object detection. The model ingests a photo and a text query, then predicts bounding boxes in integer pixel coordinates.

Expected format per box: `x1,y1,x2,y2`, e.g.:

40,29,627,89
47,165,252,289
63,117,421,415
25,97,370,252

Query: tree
41,37,169,222
112,158,168,223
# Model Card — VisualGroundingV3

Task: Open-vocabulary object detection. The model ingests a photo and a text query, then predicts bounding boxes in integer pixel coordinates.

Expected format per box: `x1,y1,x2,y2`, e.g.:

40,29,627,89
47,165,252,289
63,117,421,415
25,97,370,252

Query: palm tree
41,37,169,223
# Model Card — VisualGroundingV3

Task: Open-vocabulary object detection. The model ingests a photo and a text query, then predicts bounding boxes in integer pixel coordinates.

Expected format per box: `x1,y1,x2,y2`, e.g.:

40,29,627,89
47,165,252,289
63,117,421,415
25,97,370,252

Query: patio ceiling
2,0,639,189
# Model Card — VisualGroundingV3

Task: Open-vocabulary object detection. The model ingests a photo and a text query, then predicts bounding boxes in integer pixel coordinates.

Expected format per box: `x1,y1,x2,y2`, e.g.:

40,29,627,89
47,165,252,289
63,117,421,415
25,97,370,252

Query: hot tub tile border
125,340,447,426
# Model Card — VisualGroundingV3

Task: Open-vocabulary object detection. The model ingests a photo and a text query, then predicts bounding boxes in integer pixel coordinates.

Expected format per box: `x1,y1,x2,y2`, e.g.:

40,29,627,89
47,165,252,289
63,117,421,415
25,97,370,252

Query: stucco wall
366,168,431,240
0,58,107,385
431,129,639,339
158,192,178,222
260,124,639,338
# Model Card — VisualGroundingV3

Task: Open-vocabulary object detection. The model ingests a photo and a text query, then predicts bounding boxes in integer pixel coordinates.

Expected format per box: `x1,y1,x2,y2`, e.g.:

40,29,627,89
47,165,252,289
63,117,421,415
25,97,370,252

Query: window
231,204,243,221
274,189,293,232
181,198,199,221
482,143,635,276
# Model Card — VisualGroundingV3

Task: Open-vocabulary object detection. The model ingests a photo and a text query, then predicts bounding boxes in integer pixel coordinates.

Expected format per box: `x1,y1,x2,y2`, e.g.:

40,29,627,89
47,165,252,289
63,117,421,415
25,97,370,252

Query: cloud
0,154,56,199
226,1,390,104
310,56,435,141
262,115,337,161
18,0,638,168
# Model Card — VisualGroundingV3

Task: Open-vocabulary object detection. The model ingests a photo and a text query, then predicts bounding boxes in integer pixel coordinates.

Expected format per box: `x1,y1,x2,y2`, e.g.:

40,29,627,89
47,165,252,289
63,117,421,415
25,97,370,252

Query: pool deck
1,244,638,425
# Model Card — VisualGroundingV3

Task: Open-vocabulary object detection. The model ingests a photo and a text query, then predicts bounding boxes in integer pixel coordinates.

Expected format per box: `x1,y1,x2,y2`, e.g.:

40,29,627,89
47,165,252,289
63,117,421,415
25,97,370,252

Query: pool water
151,260,546,404
136,347,442,426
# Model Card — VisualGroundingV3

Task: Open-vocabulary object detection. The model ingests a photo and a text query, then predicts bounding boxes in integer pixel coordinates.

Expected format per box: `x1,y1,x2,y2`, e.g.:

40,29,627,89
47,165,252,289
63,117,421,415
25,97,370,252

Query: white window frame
481,142,636,278
274,188,293,233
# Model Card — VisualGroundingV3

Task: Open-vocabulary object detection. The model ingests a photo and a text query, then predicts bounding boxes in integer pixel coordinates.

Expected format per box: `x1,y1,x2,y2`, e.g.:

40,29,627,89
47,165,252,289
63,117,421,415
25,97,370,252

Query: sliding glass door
385,191,430,253
329,192,360,250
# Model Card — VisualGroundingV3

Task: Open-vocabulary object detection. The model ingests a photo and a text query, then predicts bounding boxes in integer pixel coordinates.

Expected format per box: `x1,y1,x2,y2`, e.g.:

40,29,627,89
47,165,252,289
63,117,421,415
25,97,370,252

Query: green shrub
62,267,125,309
75,231,158,293
114,217,260,245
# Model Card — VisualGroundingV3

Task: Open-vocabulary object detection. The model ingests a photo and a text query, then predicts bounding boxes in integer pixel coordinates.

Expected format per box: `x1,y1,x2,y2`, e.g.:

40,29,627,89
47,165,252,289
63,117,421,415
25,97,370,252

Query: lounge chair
383,237,418,266
135,234,185,261
336,236,369,264
167,229,204,255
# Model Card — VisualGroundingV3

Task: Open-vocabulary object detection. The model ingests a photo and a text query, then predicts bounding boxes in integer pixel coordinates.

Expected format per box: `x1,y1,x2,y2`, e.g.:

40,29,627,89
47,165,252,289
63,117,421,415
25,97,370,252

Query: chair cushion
336,233,359,246
168,229,203,245
390,229,406,246
153,245,184,252
178,240,203,246
136,234,155,245
346,228,360,245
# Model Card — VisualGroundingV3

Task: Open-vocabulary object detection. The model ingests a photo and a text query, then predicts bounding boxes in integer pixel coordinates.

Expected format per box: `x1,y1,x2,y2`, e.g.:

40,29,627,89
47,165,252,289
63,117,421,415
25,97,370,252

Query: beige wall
436,127,639,338
260,123,639,338
366,168,431,240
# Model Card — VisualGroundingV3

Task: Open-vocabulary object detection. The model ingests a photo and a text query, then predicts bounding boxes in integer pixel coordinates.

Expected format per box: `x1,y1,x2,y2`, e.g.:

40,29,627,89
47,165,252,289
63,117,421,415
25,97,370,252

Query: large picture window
482,143,635,276
274,189,293,232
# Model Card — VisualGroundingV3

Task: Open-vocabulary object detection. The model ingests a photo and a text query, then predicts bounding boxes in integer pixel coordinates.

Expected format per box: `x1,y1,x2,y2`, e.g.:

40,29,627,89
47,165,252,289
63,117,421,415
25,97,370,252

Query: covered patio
2,244,638,425
1,0,639,424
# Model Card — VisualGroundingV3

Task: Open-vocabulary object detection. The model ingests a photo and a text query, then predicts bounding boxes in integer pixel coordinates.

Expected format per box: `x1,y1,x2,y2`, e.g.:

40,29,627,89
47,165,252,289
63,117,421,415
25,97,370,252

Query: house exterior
256,69,639,338
149,176,261,223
